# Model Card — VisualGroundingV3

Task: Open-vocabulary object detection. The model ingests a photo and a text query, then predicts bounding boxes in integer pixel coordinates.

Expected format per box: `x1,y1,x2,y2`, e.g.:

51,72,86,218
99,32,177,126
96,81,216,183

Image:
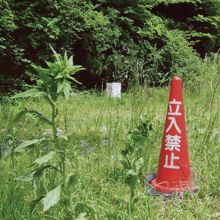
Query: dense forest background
0,0,220,93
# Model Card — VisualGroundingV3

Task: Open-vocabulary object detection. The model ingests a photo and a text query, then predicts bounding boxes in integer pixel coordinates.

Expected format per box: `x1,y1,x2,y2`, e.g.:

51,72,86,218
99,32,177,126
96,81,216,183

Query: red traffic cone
150,76,194,193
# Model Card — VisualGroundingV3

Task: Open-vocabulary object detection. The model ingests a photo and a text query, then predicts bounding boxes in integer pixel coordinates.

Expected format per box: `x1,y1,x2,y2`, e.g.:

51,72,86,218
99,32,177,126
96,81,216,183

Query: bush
0,0,220,89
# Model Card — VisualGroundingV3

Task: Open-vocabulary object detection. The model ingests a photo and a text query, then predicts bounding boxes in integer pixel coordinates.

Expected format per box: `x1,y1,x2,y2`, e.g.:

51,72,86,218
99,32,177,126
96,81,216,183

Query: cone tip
172,76,182,81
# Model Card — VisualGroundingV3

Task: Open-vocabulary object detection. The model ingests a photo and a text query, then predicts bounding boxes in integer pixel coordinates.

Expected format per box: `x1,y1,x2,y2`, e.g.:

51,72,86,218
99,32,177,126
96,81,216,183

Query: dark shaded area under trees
0,0,220,94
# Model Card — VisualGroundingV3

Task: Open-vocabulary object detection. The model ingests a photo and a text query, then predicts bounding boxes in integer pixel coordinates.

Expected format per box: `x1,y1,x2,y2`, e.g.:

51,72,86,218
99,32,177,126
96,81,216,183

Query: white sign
163,99,182,170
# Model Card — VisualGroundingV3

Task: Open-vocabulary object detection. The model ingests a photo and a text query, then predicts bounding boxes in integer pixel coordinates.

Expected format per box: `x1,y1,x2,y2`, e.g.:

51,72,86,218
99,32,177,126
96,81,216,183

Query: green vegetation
120,117,153,215
1,0,220,91
0,55,220,219
1,0,220,219
11,48,85,213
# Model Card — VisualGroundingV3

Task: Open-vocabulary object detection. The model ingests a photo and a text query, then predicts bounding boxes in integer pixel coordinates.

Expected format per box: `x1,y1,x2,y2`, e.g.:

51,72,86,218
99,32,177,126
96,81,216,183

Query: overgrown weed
1,55,220,219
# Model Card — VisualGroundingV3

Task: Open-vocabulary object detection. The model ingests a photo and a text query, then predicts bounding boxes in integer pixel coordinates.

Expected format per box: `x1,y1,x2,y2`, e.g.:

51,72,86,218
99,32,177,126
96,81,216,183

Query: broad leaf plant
120,117,153,215
12,47,85,212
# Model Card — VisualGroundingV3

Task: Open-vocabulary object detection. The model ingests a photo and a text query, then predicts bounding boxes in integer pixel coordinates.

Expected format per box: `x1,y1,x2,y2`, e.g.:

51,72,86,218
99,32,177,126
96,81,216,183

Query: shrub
0,0,220,89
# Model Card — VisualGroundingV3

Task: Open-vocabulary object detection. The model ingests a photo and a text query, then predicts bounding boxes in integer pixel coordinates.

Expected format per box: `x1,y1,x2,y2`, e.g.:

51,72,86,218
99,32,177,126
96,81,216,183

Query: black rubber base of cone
145,174,199,199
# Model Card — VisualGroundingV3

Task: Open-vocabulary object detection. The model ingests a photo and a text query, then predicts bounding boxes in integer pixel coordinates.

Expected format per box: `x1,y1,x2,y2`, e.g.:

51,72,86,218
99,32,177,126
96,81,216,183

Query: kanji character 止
163,152,180,169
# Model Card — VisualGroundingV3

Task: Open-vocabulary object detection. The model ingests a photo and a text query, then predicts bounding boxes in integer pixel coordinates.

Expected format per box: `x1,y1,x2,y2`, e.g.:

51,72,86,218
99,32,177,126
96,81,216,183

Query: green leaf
17,165,59,183
11,89,45,99
15,138,45,153
41,184,62,212
25,109,52,125
66,174,78,191
33,165,59,182
30,196,44,214
68,55,74,66
125,170,138,189
50,45,61,62
63,82,72,99
57,80,66,93
70,66,86,74
15,172,36,182
67,75,82,84
33,151,55,165
119,155,131,169
12,109,52,125
134,157,144,173
11,109,29,124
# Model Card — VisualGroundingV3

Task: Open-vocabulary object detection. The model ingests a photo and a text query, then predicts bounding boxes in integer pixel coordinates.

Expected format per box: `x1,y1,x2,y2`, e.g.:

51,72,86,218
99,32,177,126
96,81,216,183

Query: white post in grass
106,82,121,98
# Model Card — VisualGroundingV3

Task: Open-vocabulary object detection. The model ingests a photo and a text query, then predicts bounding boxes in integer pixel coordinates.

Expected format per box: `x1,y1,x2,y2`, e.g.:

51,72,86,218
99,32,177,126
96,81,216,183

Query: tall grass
0,55,220,219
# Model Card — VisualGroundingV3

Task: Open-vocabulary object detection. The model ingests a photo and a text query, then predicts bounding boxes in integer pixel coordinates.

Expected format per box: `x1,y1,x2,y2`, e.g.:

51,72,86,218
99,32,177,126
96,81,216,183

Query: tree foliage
0,0,220,90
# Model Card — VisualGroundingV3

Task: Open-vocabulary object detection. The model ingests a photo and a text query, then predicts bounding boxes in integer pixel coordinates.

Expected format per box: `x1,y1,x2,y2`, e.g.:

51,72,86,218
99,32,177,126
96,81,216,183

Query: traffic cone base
150,177,193,193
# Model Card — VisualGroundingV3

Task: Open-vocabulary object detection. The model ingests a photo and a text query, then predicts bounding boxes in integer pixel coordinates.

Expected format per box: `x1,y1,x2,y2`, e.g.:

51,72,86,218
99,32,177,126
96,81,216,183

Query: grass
0,78,220,220
0,71,220,219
